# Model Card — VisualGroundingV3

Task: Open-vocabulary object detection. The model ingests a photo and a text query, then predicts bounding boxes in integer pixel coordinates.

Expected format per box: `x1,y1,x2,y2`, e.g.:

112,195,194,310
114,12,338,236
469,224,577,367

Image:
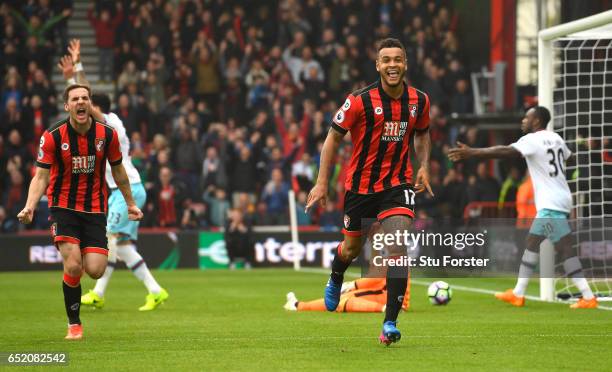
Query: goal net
538,10,612,302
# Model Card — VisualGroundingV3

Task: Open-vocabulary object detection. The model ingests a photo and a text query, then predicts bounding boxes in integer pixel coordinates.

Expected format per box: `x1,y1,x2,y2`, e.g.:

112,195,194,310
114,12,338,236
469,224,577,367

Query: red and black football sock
63,273,82,325
384,264,408,323
330,243,351,285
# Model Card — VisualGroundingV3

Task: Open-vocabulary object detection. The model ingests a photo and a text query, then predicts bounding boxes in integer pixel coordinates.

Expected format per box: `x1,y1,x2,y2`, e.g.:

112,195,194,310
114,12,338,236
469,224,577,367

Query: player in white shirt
57,40,169,311
448,106,597,309
79,94,169,311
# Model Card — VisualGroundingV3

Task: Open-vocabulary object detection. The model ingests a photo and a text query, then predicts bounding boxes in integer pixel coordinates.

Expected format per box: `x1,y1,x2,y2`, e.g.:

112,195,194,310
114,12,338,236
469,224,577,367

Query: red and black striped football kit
331,80,430,236
36,117,122,254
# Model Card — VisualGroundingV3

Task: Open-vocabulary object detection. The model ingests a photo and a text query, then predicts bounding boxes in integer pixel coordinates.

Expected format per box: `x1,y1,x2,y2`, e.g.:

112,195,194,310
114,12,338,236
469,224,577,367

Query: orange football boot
494,289,525,307
65,324,83,340
570,297,598,309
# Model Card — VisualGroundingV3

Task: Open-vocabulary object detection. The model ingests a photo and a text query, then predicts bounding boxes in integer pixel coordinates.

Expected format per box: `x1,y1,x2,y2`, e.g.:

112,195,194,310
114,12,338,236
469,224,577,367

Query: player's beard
382,69,405,88
521,122,532,134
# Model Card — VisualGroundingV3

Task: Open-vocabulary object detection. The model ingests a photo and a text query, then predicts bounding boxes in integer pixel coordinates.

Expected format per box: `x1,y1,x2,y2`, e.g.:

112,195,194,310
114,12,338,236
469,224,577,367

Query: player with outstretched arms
306,38,433,345
58,40,169,311
448,106,597,309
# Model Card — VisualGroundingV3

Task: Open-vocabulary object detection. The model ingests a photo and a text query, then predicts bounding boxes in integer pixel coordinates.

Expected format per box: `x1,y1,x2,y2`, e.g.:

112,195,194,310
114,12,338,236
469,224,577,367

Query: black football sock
330,243,351,285
384,264,409,323
63,274,82,325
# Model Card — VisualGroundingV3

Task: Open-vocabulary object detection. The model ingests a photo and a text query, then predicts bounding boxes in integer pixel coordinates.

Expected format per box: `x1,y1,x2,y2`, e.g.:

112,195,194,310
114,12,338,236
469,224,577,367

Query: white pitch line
299,268,612,311
411,279,542,301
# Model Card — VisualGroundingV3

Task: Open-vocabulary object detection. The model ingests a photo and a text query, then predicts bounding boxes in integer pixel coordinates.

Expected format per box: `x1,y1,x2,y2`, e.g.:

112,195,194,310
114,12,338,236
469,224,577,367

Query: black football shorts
50,207,108,255
342,184,415,236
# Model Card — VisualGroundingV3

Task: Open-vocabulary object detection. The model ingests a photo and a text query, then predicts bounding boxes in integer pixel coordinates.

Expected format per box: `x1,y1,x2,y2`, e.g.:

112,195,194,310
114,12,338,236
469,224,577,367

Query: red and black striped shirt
331,80,430,194
36,117,122,214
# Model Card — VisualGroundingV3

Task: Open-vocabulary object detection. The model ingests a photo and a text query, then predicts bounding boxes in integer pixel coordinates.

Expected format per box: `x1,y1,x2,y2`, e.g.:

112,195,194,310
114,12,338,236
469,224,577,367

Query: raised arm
68,39,89,85
59,41,104,123
10,9,29,30
87,6,98,27
305,128,344,212
57,40,89,86
111,4,123,28
41,12,69,35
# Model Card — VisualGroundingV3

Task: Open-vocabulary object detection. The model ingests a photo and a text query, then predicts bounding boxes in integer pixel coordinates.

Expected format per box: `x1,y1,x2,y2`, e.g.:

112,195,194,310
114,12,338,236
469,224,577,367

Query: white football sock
117,244,162,295
513,249,539,297
93,262,114,297
563,257,594,300
93,235,118,297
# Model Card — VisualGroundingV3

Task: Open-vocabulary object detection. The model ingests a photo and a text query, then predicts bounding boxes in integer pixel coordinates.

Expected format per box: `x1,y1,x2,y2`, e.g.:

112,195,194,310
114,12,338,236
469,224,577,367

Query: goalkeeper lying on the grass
284,277,410,312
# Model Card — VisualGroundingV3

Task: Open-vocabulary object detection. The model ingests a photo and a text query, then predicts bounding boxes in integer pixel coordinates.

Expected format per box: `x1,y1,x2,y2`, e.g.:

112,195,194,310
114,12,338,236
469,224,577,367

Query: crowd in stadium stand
0,0,526,233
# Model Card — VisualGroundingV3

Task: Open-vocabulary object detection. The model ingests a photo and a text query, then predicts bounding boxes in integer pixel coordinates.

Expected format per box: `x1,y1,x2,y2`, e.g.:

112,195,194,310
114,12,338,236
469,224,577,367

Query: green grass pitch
0,269,610,371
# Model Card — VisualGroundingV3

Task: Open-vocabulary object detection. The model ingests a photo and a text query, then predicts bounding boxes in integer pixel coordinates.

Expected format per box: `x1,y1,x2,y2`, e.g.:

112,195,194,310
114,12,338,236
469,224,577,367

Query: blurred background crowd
0,0,529,233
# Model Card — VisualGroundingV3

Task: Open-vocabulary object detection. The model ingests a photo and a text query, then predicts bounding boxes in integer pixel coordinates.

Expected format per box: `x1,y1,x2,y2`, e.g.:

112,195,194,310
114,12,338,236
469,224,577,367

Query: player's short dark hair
91,93,111,114
63,84,91,102
532,106,551,127
376,38,406,57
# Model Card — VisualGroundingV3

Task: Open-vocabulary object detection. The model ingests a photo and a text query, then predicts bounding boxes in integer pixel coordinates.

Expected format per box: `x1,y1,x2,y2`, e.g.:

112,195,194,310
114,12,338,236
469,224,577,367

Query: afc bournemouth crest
343,214,351,229
95,138,105,152
410,104,418,118
50,222,57,238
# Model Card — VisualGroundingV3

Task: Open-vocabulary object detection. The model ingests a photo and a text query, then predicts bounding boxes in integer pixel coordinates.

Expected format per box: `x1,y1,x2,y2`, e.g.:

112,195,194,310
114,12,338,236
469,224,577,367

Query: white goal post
538,10,612,301
288,190,301,270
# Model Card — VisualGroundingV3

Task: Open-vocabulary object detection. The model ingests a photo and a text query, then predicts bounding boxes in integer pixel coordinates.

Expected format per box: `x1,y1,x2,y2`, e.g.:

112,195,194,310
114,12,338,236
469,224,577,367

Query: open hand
447,141,473,162
57,55,74,80
68,39,81,64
